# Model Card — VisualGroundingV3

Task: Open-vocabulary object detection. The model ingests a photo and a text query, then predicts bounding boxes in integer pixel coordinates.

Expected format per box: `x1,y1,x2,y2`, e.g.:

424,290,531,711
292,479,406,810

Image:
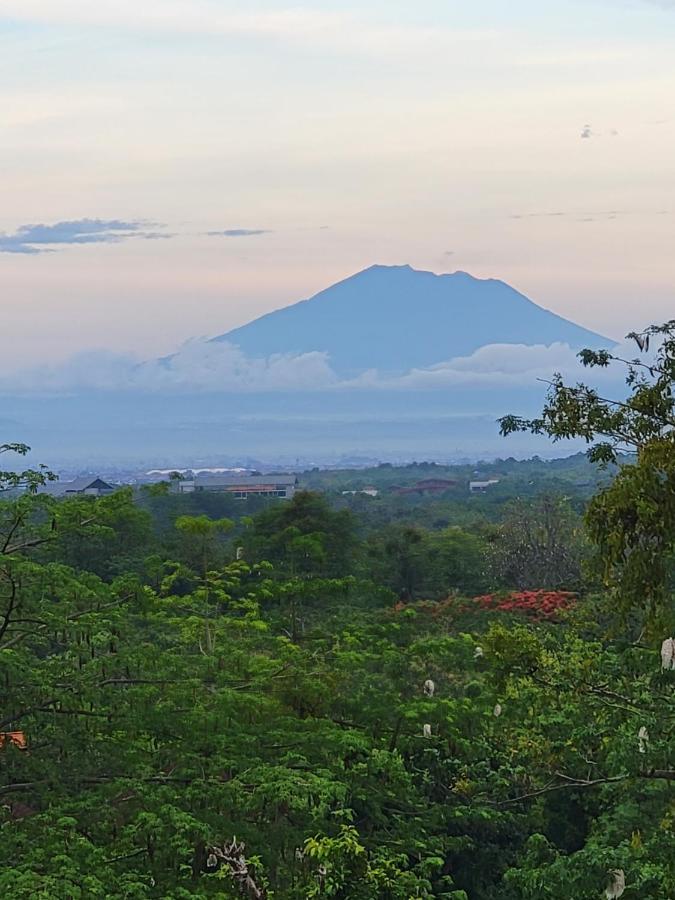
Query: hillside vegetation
0,324,673,898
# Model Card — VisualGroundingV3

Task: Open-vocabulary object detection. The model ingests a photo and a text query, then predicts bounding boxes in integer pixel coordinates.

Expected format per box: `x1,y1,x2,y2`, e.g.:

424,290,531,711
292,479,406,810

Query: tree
500,321,675,629
0,468,514,898
1,432,672,897
483,621,675,899
174,514,234,577
425,526,491,596
367,524,490,600
0,442,54,494
244,491,357,578
46,488,154,579
367,524,427,600
489,495,586,591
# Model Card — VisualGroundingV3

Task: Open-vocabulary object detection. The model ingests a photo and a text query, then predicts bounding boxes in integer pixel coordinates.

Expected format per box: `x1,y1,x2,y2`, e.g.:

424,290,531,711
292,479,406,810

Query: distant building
38,476,116,498
469,479,500,494
172,473,297,500
392,479,458,496
342,487,379,497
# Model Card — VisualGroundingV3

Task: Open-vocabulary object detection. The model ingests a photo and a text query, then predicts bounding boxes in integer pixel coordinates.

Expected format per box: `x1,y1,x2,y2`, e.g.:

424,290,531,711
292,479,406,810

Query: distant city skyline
2,0,675,372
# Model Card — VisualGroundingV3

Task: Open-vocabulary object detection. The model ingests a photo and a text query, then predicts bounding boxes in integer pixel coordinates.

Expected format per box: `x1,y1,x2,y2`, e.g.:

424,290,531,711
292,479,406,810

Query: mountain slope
215,265,613,376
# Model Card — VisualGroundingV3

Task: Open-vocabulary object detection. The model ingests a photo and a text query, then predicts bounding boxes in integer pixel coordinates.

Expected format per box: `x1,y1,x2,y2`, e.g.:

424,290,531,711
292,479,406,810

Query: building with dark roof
38,476,116,498
172,473,297,500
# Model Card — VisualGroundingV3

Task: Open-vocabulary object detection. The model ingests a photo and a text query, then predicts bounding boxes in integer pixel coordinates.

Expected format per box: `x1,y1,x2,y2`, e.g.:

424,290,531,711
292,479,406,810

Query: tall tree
244,491,357,577
500,321,675,629
489,495,586,591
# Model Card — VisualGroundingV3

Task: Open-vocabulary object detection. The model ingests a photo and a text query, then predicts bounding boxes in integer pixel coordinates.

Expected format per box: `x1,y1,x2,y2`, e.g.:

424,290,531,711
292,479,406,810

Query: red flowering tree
473,589,577,622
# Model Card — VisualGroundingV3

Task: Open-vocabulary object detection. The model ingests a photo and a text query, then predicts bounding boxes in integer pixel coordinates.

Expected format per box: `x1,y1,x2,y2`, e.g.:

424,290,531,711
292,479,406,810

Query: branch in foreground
495,769,675,806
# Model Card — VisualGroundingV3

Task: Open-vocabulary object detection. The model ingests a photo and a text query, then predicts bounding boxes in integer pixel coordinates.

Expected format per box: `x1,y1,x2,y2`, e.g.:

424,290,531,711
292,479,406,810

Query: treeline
0,481,670,898
59,483,586,601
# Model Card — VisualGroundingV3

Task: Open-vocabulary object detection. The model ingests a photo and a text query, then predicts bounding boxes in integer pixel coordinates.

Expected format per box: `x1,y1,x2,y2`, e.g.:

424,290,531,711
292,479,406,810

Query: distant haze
0,265,634,465
1,266,615,393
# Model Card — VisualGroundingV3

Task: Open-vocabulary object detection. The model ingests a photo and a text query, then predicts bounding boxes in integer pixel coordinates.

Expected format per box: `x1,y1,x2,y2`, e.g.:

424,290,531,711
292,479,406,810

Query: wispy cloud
0,2,499,57
510,208,668,222
0,2,344,37
205,229,272,238
348,340,643,391
510,211,566,220
1,338,643,396
0,218,165,254
580,124,619,139
1,341,338,393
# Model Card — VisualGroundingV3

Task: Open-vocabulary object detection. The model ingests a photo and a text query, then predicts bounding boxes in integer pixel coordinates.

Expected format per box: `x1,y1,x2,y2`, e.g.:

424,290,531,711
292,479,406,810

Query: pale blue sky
1,0,674,371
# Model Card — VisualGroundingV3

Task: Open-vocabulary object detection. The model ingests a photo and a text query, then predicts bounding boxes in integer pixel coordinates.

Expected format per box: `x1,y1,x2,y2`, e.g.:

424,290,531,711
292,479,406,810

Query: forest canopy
0,324,673,898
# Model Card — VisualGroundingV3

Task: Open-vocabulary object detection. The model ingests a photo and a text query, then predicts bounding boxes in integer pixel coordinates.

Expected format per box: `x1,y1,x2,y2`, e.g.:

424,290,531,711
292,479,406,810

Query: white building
173,473,297,500
469,479,500,494
342,488,379,497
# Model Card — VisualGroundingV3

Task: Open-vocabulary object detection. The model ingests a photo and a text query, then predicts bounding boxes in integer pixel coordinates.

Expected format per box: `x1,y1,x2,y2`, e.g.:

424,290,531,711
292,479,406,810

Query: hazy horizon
0,263,636,467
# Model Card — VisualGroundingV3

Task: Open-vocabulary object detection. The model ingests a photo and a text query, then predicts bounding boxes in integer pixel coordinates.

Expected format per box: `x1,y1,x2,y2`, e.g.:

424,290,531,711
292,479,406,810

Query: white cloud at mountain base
0,341,338,394
346,340,650,392
0,338,647,395
349,342,585,390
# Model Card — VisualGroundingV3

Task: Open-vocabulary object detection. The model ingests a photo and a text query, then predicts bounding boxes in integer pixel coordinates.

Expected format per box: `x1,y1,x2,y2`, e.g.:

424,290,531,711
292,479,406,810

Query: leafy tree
366,524,427,600
45,488,155,579
484,621,675,899
425,526,491,596
367,524,489,600
501,321,675,629
0,442,54,493
1,430,672,898
489,495,587,591
244,491,357,578
173,514,234,577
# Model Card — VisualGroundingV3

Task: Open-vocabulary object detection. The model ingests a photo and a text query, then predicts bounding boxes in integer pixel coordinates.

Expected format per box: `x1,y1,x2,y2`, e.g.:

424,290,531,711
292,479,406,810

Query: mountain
4,265,619,465
215,265,612,376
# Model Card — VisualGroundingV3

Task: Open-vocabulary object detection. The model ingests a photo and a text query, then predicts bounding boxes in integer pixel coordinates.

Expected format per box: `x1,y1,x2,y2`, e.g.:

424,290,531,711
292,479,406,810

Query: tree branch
495,769,675,806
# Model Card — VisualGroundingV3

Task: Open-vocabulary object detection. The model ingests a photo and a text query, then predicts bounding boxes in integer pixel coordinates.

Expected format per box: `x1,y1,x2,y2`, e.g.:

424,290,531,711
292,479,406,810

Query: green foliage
46,488,155,578
303,825,443,897
0,386,673,898
489,495,587,591
500,320,675,628
0,442,55,493
585,437,675,630
366,524,490,600
243,491,357,577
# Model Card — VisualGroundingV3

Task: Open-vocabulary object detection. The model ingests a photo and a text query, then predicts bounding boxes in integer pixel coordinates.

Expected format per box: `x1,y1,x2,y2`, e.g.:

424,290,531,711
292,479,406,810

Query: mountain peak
215,265,612,376
358,263,472,279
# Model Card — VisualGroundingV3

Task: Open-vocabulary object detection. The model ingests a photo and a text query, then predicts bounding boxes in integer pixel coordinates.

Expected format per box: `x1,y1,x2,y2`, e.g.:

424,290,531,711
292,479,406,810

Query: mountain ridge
214,264,613,376
1,265,618,463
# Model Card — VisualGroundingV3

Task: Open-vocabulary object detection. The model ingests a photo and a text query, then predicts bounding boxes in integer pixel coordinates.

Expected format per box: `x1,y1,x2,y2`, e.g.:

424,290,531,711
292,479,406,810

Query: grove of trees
0,323,673,898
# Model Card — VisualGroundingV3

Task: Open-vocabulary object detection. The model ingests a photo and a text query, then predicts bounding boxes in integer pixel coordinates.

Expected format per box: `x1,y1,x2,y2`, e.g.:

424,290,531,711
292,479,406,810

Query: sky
2,0,675,374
